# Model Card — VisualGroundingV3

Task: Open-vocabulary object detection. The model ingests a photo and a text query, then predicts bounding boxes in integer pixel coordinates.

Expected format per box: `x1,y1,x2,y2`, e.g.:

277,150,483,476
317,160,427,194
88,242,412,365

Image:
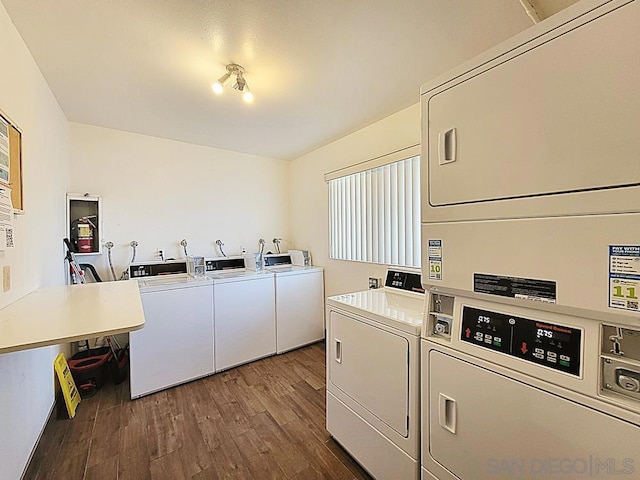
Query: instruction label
428,239,442,280
474,273,556,303
609,245,640,312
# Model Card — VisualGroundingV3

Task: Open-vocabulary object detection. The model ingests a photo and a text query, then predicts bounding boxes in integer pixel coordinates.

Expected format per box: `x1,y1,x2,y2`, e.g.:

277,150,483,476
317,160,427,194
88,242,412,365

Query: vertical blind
328,155,420,268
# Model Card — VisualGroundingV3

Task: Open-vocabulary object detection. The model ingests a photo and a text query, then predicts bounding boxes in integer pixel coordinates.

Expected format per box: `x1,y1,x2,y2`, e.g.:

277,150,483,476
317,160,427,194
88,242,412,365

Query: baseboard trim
20,399,56,480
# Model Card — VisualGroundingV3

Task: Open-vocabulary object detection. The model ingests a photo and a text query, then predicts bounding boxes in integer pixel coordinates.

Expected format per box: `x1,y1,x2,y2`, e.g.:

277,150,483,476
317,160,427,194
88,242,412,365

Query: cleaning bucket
68,347,112,397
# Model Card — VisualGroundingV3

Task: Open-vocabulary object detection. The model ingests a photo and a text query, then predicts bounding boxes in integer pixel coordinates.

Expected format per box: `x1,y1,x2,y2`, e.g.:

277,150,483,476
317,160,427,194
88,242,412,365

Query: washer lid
327,289,424,335
138,273,213,292
206,270,274,283
266,265,323,276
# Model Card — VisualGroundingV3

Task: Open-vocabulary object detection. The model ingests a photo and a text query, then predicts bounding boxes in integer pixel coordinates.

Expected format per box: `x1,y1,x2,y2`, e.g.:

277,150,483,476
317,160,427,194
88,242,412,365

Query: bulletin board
0,111,23,212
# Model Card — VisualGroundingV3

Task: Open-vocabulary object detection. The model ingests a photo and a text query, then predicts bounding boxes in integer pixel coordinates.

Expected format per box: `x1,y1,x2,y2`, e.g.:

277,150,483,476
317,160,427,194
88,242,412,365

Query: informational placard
428,239,442,280
474,273,557,303
0,117,9,184
609,245,640,312
53,353,80,418
0,187,14,249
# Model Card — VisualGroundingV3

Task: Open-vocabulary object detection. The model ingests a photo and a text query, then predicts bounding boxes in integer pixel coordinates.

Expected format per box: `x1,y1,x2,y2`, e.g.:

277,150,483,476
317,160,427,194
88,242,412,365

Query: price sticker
609,245,640,312
428,239,443,281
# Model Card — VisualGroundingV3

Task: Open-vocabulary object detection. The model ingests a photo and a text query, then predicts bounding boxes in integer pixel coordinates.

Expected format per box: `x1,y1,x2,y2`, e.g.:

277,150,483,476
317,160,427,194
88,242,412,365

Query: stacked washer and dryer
419,1,640,479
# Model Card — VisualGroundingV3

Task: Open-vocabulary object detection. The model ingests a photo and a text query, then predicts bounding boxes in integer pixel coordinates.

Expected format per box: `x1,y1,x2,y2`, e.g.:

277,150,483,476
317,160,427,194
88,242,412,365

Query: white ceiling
2,0,575,160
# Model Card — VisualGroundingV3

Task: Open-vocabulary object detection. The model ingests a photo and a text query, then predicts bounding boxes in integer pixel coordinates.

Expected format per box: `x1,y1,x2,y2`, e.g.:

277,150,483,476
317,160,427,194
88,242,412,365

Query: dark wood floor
24,342,372,480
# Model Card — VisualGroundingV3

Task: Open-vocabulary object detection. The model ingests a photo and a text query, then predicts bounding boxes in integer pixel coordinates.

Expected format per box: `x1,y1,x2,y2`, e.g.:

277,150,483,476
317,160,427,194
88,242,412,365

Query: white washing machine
207,268,276,371
326,269,425,480
130,273,214,398
264,254,325,354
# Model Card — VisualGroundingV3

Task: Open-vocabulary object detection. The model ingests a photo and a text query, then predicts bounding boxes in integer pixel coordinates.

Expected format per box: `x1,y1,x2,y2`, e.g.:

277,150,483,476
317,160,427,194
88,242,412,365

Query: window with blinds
328,154,420,268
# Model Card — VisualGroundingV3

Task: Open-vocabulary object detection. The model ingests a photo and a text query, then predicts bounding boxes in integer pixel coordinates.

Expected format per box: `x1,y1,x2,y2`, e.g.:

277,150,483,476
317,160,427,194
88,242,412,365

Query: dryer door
328,310,409,436
426,350,640,480
424,0,640,213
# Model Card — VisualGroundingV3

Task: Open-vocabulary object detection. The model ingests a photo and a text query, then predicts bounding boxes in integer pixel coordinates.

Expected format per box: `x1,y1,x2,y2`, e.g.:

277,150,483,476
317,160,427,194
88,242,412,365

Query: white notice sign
0,187,14,249
609,245,640,312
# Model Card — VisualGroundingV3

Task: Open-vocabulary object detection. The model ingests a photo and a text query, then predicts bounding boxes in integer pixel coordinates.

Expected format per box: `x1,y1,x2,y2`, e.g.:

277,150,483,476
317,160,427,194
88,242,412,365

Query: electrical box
66,193,102,255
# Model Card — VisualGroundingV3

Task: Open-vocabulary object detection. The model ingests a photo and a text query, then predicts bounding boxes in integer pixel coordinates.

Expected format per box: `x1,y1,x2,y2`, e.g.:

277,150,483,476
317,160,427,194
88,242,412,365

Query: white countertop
0,280,145,355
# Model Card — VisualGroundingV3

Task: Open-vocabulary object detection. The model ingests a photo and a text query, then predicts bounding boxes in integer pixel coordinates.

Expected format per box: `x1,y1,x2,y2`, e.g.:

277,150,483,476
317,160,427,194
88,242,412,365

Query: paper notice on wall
0,187,14,249
0,118,9,184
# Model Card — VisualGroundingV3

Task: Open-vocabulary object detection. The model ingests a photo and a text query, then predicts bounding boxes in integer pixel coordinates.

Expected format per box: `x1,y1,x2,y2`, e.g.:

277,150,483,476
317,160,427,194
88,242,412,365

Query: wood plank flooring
23,342,372,480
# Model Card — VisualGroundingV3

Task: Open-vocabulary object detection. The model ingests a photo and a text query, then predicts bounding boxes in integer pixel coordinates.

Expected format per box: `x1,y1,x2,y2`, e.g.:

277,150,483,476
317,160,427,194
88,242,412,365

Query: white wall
69,123,291,280
0,2,70,478
290,104,420,297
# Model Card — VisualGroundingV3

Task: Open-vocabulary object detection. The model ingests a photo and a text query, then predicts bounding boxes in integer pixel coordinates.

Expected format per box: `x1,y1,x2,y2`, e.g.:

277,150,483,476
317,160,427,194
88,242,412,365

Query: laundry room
1,0,639,479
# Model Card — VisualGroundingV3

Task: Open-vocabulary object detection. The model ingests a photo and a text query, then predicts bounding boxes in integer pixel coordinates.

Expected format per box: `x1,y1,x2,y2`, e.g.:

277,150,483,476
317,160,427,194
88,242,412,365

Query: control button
559,360,570,367
547,352,557,359
560,355,570,362
493,337,502,347
618,375,640,393
547,356,557,364
484,334,493,344
533,352,544,360
535,348,544,355
475,332,484,341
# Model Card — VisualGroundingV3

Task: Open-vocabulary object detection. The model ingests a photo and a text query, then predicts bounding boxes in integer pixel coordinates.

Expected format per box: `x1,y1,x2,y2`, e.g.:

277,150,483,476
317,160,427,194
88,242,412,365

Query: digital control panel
384,270,425,294
129,261,187,277
205,258,245,271
264,255,292,267
461,306,582,376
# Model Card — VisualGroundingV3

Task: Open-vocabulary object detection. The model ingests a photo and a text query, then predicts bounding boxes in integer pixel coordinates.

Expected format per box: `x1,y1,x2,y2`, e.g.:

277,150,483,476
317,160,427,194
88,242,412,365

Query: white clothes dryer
421,292,640,480
326,269,425,480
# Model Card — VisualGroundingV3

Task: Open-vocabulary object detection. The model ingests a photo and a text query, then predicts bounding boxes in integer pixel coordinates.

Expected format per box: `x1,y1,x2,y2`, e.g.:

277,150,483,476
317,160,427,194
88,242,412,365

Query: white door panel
329,310,409,436
426,1,640,207
427,350,640,480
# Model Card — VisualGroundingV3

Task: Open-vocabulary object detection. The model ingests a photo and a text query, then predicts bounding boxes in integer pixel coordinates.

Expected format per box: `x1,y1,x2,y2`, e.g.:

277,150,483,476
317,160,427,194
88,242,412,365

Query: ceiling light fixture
212,63,253,103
